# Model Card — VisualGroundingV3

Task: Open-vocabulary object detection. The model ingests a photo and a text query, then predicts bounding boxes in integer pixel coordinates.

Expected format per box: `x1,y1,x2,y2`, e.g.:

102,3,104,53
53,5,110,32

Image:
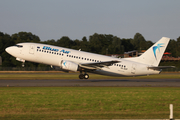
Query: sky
1,0,180,42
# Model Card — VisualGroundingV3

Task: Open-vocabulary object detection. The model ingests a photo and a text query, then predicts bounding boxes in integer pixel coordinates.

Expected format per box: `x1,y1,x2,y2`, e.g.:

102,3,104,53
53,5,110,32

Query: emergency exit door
29,45,34,54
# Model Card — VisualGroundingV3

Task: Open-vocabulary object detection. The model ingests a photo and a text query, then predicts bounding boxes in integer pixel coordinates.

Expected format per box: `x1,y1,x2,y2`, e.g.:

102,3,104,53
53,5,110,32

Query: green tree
42,39,56,45
89,33,114,54
131,33,147,51
166,39,178,57
12,32,40,44
121,38,134,52
176,36,180,57
80,36,90,52
56,36,73,48
108,36,123,54
0,32,15,67
89,33,104,54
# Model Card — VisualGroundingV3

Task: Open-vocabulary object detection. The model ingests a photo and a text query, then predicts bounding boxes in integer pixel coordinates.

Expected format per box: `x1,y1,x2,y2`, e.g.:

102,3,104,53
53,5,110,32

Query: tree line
0,31,180,69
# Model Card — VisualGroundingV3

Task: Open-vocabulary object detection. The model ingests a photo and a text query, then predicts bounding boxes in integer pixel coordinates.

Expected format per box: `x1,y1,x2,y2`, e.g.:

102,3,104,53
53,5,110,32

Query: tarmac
0,79,180,87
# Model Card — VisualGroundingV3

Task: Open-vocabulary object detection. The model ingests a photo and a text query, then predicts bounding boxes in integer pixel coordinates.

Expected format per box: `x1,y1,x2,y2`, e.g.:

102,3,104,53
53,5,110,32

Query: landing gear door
29,45,34,54
131,64,136,74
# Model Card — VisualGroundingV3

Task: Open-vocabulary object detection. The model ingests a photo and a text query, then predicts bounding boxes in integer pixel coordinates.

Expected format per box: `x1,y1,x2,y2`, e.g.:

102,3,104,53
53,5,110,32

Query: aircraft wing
79,60,120,70
148,66,175,70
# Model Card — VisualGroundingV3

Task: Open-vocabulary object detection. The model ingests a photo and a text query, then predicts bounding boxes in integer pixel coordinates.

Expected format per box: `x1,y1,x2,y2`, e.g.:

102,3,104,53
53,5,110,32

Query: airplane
5,37,174,79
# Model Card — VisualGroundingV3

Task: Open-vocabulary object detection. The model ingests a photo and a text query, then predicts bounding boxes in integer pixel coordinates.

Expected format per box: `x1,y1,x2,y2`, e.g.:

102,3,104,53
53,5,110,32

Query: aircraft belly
93,70,125,77
94,67,130,77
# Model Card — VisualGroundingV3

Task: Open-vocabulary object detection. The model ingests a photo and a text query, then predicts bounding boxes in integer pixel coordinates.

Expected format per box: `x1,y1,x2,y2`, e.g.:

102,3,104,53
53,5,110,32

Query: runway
0,79,180,87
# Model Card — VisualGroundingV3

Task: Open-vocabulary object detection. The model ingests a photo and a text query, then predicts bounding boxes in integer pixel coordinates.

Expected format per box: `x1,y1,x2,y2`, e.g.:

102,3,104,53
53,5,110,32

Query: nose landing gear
22,62,25,67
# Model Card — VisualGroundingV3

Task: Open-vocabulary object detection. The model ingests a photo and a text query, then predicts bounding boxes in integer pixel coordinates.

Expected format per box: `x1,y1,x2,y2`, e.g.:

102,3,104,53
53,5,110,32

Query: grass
0,72,179,79
0,87,180,119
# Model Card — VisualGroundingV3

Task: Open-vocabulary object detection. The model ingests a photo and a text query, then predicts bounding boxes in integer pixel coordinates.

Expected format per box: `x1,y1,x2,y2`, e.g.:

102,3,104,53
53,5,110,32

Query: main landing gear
79,73,89,79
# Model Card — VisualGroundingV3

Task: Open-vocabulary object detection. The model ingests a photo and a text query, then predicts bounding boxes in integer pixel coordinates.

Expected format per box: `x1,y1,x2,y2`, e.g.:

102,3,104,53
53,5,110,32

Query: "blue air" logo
153,43,164,59
60,49,70,54
42,46,70,54
43,46,59,52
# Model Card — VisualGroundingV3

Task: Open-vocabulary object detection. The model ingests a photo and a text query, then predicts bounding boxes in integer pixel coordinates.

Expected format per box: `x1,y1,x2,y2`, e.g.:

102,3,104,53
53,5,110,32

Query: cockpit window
15,45,23,48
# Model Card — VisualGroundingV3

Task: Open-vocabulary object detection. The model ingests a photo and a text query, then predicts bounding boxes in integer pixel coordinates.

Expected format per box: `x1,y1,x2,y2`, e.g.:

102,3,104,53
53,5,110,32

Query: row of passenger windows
37,49,64,56
37,49,125,68
37,49,101,62
66,54,100,62
114,63,126,68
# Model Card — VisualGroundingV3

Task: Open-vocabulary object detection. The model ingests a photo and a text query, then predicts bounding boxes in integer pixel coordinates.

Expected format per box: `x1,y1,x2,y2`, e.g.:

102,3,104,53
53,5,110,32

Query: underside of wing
79,60,120,70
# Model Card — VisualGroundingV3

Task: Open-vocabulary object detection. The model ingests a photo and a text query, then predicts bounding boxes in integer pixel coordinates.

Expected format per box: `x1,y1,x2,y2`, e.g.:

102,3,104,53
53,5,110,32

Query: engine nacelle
61,60,79,72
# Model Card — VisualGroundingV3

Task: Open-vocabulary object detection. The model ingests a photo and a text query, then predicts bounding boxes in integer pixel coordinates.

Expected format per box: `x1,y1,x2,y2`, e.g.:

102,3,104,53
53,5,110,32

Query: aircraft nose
5,47,13,54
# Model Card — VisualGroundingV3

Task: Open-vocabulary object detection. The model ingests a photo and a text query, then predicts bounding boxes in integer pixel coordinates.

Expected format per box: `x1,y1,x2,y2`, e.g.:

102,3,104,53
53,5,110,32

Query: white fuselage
6,43,160,77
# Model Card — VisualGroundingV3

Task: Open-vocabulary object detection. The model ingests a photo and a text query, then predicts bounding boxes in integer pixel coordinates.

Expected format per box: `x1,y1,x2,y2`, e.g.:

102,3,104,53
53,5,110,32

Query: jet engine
61,60,79,72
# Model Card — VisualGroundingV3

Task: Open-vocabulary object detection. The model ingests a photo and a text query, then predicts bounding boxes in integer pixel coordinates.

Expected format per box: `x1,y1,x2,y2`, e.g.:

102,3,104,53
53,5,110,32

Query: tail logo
153,43,164,59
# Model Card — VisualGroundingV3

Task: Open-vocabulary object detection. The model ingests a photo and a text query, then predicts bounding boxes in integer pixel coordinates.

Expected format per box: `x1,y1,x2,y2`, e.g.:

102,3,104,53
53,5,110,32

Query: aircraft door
131,64,136,74
29,45,34,54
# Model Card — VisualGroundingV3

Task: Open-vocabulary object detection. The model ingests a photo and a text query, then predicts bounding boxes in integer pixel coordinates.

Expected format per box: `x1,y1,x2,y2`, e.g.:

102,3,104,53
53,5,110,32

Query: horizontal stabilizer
148,66,175,70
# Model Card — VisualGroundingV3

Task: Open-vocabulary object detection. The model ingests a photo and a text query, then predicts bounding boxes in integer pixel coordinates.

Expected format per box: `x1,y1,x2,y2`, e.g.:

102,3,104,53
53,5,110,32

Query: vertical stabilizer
137,37,170,66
